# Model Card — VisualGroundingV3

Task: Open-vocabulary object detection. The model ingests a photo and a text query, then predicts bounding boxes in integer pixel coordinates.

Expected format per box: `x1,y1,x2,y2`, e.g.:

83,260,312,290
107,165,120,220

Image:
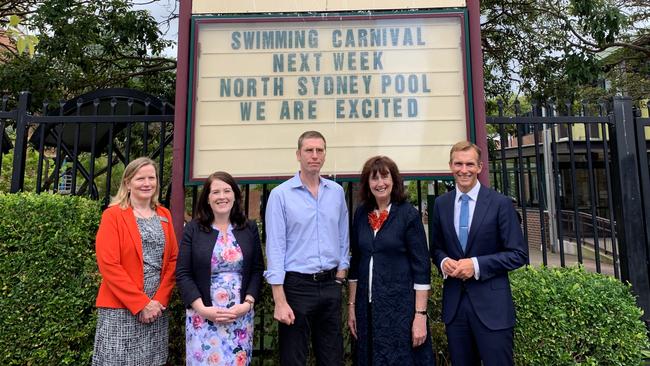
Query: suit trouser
446,294,514,366
279,271,344,366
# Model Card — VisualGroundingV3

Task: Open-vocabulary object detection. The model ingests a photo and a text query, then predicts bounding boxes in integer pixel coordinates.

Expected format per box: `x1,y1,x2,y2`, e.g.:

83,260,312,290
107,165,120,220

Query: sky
133,0,179,58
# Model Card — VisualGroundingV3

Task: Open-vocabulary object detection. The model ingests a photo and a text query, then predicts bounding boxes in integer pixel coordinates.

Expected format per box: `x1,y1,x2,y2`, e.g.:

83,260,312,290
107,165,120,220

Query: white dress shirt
441,182,481,280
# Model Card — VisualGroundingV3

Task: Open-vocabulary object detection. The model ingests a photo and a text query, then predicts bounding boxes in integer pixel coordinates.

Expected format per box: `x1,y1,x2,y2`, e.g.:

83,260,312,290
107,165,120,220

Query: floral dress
185,225,254,366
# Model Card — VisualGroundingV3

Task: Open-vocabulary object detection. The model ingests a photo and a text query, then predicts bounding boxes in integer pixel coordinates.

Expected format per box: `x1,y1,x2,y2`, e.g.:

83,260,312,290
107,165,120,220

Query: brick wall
519,207,550,249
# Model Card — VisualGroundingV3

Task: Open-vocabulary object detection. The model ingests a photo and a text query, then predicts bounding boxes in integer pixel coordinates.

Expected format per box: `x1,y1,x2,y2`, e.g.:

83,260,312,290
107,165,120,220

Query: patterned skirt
92,308,169,366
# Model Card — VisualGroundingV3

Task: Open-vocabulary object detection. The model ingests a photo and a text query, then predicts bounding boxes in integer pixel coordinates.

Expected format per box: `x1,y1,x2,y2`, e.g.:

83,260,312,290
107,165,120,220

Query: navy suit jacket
430,185,527,330
176,219,264,308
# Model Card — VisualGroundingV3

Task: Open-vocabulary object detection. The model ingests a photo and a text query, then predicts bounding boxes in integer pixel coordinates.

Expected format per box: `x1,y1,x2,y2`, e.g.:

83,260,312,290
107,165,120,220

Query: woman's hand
347,304,357,339
411,314,427,347
228,303,252,319
201,306,237,324
138,300,165,324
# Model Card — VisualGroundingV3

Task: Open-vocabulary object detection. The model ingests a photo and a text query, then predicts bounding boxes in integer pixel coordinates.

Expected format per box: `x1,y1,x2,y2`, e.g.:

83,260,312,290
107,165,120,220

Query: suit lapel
443,191,464,255
122,207,143,263
355,206,374,252
203,228,219,259
376,203,398,236
465,186,492,254
233,224,250,262
369,203,399,253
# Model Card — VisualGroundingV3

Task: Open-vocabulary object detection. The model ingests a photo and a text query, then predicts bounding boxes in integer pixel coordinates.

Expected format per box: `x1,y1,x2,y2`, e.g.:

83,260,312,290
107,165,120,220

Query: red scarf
368,209,389,231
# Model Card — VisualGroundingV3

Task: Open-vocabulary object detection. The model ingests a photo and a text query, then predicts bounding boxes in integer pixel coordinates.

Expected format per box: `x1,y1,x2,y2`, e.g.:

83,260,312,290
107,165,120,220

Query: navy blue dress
349,202,435,366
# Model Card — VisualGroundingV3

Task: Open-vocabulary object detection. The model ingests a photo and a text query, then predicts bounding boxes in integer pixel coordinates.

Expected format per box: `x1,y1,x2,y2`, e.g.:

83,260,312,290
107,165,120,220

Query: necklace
132,205,154,219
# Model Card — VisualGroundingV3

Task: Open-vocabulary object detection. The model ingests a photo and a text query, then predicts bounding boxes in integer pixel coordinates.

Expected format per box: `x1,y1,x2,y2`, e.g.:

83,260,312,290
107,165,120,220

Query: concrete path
527,244,617,276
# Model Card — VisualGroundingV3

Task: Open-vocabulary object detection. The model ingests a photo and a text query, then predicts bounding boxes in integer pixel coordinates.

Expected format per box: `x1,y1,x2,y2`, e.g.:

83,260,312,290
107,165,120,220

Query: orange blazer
95,205,178,315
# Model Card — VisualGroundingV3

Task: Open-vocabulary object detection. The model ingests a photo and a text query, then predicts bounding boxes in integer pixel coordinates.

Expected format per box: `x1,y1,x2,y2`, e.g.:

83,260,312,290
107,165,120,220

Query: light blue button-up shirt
264,172,350,285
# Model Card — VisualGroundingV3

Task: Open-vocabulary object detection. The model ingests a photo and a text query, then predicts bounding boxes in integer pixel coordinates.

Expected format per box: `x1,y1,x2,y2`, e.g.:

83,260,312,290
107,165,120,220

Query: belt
286,268,337,282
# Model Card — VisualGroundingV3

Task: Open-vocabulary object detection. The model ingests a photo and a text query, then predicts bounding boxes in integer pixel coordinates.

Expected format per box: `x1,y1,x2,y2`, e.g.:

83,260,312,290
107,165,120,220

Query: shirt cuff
440,257,450,279
348,279,358,282
413,283,431,290
263,270,286,285
471,257,480,280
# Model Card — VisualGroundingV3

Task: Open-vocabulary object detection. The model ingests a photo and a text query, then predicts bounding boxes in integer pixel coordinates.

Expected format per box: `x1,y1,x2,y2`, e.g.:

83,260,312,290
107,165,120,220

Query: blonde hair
449,141,482,163
110,157,160,209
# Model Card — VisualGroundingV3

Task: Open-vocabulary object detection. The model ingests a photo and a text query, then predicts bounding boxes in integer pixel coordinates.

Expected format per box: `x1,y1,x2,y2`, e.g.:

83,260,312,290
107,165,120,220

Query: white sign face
188,13,470,182
192,0,467,14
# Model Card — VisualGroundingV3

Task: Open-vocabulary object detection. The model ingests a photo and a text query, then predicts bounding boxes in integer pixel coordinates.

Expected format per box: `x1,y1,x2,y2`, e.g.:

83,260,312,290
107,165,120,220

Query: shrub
429,269,450,365
0,192,101,365
2,193,646,365
428,265,648,366
511,265,649,365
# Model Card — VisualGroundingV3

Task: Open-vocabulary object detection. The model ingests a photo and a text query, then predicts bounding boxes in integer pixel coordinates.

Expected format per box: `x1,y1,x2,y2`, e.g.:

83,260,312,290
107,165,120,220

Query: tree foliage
480,0,649,102
3,0,646,107
0,0,176,106
2,15,38,56
0,0,38,27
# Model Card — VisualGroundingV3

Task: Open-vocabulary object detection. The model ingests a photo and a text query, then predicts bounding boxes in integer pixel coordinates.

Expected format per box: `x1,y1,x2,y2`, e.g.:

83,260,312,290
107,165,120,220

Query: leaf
28,40,37,57
16,38,26,55
9,15,21,27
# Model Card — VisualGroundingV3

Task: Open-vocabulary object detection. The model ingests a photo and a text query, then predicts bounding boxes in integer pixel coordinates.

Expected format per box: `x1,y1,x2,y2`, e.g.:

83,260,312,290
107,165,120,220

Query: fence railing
1,89,175,207
486,99,619,275
3,90,649,341
487,97,650,326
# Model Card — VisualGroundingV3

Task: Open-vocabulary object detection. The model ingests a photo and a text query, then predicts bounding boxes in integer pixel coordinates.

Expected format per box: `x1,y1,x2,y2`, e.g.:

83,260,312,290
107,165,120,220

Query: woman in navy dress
348,156,435,365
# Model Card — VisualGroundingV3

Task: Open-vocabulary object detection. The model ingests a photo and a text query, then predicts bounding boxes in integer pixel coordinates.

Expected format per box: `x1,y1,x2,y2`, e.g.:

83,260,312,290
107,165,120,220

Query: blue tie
459,194,469,252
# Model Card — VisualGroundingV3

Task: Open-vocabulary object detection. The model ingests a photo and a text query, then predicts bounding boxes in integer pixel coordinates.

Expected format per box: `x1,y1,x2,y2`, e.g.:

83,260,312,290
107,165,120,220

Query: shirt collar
289,171,328,189
455,181,481,202
373,203,392,214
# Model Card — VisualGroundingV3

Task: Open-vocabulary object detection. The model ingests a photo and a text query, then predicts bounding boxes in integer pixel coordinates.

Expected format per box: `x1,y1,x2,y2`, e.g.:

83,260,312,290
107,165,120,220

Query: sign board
187,12,472,183
192,0,466,14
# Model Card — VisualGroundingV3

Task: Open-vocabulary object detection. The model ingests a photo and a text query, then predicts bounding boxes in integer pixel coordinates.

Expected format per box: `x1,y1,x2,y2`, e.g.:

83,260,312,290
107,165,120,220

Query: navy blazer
176,219,264,308
430,185,527,330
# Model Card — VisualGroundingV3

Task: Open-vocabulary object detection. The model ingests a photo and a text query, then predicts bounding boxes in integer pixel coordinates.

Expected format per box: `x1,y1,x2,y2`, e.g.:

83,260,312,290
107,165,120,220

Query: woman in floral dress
176,171,264,365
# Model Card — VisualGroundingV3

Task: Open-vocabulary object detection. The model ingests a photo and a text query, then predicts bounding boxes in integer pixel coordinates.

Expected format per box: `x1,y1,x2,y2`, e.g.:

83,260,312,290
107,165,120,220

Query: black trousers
279,271,344,366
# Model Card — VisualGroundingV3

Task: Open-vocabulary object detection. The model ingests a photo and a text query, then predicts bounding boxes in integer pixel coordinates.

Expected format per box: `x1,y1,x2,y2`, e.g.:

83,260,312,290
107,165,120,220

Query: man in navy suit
430,141,527,365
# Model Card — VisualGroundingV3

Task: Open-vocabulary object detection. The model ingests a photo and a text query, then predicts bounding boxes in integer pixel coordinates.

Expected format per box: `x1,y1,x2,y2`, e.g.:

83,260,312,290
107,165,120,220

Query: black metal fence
0,89,175,206
486,97,650,327
3,89,649,344
635,104,650,282
487,99,618,276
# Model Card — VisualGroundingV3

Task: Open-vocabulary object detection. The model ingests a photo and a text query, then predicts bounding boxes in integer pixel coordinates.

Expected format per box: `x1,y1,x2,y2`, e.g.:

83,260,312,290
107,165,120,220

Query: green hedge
0,192,101,365
429,266,649,366
511,265,649,365
0,193,647,365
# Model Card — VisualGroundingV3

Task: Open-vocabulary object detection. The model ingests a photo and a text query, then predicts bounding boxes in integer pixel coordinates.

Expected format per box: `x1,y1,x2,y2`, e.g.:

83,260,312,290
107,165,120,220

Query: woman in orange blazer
92,157,178,366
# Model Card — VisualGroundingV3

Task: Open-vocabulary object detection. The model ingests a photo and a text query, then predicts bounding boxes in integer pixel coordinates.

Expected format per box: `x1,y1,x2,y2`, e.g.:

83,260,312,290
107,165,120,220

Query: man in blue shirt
265,130,349,365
